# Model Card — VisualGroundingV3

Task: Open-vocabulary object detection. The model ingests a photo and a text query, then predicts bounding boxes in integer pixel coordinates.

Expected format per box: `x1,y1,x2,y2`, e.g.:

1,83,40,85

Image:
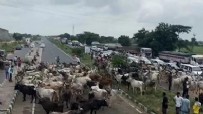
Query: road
41,38,75,64
12,38,146,114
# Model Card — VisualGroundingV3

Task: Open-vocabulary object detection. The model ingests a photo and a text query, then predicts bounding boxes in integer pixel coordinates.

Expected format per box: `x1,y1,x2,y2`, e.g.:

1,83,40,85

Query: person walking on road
13,56,17,66
193,97,201,114
168,72,173,91
162,92,168,114
180,95,190,114
75,55,80,65
56,56,60,64
174,92,183,114
4,63,9,80
8,65,14,82
182,77,189,97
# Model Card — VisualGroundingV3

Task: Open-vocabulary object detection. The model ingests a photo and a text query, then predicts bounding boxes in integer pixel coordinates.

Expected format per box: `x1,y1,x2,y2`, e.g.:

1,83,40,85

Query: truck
24,38,31,47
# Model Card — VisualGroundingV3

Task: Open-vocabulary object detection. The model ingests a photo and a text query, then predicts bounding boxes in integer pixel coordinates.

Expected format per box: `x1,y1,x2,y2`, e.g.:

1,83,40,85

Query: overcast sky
0,0,203,40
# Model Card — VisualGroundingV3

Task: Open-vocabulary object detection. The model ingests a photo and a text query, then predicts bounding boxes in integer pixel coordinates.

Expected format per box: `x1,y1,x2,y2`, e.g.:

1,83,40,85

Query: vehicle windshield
192,67,201,71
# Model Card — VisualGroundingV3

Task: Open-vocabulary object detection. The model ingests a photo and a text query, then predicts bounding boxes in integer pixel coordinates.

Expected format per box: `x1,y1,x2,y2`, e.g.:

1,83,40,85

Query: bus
159,51,192,64
140,48,152,59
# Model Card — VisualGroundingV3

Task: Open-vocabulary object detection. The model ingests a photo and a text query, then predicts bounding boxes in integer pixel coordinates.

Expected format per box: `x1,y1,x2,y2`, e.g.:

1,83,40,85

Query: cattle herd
13,51,203,114
14,62,114,114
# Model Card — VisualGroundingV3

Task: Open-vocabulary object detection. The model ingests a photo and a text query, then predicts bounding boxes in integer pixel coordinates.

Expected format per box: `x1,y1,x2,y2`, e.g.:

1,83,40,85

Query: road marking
117,94,143,113
31,47,42,114
32,99,35,114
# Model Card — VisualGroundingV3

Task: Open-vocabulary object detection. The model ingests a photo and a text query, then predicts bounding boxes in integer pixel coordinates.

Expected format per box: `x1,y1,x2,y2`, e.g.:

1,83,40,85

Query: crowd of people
162,91,202,114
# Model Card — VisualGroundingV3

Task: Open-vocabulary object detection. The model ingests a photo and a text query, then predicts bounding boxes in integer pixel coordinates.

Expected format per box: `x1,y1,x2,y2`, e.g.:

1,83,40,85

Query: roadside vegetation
180,45,203,54
49,38,93,68
0,41,19,53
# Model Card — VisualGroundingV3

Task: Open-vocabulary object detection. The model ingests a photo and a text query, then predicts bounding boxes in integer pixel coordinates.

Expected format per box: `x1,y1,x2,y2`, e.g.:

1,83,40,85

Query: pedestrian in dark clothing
17,57,22,67
4,63,9,80
168,72,173,91
182,77,189,97
162,92,168,114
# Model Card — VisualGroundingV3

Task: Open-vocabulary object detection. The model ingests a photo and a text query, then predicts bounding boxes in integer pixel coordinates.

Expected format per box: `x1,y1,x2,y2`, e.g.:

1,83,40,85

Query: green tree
77,32,100,45
133,23,192,56
191,36,198,52
100,36,116,43
111,54,127,68
13,33,23,41
118,35,131,46
59,33,71,39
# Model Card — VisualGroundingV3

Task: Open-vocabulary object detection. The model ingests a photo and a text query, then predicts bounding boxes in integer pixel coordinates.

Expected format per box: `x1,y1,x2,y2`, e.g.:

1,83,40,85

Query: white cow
126,76,144,95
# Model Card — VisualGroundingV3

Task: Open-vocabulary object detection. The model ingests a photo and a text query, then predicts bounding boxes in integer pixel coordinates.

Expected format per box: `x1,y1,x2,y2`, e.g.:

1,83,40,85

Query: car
15,45,22,50
180,64,203,76
151,59,166,66
40,43,45,48
30,43,35,48
166,63,181,71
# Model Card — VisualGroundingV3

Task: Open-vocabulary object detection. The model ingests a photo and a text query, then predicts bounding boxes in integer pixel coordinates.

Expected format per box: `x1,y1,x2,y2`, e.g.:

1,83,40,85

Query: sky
0,0,203,40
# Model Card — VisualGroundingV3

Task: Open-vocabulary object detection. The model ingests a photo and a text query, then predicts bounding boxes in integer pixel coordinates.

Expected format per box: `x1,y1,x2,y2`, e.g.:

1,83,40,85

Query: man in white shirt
174,92,182,114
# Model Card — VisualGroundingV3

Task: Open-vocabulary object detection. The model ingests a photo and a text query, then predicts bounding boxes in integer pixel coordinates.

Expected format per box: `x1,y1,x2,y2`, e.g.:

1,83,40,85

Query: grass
49,38,93,68
118,83,202,114
0,41,19,52
180,45,203,54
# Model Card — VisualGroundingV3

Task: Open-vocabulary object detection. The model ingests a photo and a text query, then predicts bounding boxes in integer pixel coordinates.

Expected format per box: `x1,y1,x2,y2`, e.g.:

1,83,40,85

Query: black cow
14,83,36,103
80,99,108,114
62,90,72,108
38,97,64,114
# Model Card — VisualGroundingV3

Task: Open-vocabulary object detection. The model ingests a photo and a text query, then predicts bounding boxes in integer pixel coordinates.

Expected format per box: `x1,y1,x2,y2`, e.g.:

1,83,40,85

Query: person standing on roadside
4,63,9,80
8,65,14,82
174,92,183,114
182,77,189,97
181,95,190,114
193,97,201,114
168,72,173,91
162,92,168,114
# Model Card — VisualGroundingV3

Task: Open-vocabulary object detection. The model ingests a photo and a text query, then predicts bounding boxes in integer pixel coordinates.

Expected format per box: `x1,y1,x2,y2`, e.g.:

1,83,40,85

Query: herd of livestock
12,49,203,114
14,61,115,114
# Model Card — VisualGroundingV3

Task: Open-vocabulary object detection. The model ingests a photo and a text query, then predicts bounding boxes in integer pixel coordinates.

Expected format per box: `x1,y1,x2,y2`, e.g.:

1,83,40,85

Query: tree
133,23,192,56
59,33,71,39
99,36,116,43
118,35,131,46
133,28,149,45
191,35,198,52
13,33,23,41
76,32,100,45
177,38,187,51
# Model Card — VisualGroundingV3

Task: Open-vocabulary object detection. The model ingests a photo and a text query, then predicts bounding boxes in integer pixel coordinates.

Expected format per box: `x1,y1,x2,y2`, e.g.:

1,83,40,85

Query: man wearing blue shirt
181,95,190,114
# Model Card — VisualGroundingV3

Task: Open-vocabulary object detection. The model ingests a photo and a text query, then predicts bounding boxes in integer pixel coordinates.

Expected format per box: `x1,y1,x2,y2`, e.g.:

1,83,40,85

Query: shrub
111,54,128,68
71,48,84,57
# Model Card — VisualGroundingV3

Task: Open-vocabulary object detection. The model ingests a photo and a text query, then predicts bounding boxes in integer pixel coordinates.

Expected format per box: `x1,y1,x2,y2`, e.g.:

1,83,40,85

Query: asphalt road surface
41,38,76,64
12,38,146,114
